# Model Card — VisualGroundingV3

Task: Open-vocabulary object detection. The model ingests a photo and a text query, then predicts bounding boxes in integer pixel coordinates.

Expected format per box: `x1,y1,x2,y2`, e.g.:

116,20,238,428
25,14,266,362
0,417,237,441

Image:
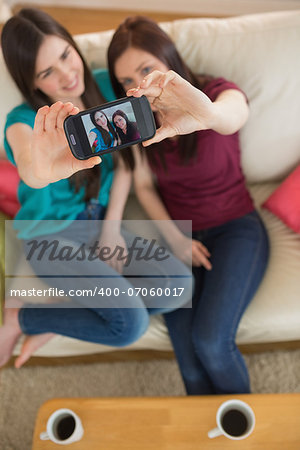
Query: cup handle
208,427,223,439
40,431,50,440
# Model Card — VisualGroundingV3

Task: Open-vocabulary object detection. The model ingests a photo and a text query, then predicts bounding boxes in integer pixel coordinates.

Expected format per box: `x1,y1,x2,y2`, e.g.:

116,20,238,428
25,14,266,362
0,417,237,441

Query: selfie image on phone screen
82,102,141,154
64,96,155,160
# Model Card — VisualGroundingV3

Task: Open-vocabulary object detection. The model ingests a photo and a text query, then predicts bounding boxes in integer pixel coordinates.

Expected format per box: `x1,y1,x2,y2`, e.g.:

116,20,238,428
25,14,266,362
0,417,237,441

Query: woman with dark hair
89,110,118,152
0,9,192,369
112,109,140,145
108,16,269,395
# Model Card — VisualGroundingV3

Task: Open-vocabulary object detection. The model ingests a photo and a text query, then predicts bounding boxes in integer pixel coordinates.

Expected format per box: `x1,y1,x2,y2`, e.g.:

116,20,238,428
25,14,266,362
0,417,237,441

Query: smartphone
64,95,156,159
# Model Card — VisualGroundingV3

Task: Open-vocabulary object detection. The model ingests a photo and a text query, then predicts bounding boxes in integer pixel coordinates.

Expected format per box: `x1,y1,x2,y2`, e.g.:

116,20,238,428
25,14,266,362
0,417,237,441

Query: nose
58,64,73,84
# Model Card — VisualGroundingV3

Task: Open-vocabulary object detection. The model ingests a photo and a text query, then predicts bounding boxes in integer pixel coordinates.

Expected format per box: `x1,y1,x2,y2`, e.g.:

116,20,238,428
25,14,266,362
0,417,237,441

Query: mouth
64,76,79,91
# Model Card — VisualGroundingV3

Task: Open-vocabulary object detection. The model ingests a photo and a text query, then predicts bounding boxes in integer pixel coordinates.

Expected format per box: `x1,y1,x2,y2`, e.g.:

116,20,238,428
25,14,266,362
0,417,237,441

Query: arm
127,70,249,145
88,130,97,148
99,156,133,272
6,102,101,189
104,156,132,222
132,147,211,269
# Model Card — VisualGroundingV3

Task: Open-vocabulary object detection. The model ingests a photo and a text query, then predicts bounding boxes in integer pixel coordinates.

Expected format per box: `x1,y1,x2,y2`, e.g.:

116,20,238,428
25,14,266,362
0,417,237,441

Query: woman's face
34,35,85,103
113,114,127,131
114,47,169,92
94,111,108,128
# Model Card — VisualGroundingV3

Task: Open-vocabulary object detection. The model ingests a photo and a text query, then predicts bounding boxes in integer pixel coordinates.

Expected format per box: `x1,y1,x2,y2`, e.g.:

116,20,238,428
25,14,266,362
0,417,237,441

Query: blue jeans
19,214,192,347
164,211,269,395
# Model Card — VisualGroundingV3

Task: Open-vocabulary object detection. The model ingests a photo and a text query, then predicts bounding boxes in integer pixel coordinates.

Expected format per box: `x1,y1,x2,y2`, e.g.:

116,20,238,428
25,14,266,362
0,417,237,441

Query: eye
121,78,133,88
41,69,53,79
141,66,152,76
61,47,71,60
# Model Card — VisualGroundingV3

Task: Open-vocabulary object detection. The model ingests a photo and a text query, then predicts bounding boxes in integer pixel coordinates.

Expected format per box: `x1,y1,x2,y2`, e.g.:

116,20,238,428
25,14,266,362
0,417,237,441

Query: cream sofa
1,10,300,358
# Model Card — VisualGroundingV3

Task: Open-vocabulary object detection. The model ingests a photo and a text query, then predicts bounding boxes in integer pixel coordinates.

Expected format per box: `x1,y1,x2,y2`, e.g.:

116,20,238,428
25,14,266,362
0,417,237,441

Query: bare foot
15,333,55,368
0,298,23,368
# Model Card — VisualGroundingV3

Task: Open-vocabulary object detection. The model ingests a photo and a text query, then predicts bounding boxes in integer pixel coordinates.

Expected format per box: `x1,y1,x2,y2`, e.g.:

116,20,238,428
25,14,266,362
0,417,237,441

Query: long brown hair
112,110,138,144
107,16,212,170
1,8,105,200
90,110,117,147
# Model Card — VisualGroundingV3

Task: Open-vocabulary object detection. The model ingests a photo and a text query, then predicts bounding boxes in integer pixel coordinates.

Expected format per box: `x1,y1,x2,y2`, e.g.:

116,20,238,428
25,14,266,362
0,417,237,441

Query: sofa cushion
0,160,20,217
262,165,300,233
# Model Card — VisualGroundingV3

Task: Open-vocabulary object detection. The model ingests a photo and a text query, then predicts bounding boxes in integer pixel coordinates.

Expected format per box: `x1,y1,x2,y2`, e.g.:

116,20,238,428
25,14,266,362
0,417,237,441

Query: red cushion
0,160,20,217
262,164,300,233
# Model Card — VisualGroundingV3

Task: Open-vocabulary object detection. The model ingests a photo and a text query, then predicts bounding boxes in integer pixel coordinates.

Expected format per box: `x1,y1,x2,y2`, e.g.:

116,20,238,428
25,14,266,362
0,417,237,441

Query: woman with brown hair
89,110,118,152
112,109,140,145
108,16,269,395
0,9,191,369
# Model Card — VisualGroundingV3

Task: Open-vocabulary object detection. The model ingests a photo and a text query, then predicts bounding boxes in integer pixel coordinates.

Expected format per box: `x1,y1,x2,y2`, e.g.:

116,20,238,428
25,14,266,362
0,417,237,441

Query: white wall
0,1,12,22
6,0,300,16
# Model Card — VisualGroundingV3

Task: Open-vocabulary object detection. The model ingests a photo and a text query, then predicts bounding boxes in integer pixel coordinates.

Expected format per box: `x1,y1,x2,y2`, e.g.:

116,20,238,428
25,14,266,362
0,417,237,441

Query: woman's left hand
98,228,128,273
127,70,249,145
127,70,215,145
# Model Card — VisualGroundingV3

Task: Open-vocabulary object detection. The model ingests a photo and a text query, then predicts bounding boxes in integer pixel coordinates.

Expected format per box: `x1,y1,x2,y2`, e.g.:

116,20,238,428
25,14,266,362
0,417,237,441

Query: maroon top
148,78,254,231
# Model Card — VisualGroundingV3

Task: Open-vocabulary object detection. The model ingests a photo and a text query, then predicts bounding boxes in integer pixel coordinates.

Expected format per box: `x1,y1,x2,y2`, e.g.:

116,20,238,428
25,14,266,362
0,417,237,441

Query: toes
15,333,55,368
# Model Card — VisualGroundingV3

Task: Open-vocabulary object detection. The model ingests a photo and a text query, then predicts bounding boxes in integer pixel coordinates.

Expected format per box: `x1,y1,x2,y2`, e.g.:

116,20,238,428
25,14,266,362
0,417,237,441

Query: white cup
40,408,84,445
208,399,255,440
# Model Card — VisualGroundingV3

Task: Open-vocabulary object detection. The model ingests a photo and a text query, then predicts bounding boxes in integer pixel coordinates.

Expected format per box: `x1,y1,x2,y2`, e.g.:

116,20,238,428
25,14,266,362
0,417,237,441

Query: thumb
142,125,175,146
72,155,102,174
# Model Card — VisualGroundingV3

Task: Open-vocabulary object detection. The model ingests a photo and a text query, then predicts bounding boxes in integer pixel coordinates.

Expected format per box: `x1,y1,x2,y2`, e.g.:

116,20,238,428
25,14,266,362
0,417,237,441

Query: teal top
4,68,116,239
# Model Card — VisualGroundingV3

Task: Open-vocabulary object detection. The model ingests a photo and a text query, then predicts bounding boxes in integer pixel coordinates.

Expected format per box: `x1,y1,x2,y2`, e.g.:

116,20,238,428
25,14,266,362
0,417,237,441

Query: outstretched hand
127,70,215,146
31,101,101,185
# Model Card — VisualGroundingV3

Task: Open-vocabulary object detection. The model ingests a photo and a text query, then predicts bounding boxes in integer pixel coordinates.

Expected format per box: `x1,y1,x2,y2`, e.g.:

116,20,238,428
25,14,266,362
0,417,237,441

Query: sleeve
92,68,116,102
203,77,248,104
3,104,36,164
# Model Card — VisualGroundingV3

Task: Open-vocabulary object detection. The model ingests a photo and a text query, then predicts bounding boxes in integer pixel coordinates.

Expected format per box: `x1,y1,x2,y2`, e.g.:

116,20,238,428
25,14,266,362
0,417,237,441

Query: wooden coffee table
32,393,300,449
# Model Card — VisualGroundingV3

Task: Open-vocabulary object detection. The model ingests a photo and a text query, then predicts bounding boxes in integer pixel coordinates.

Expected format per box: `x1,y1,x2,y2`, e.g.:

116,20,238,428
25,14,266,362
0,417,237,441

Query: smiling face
113,114,127,132
114,47,169,93
94,111,108,128
34,35,85,103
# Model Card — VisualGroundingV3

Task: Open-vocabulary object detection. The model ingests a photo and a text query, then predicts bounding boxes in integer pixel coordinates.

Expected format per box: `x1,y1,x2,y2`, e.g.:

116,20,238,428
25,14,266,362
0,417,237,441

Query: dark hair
107,16,212,170
112,109,137,144
1,8,106,201
90,110,117,147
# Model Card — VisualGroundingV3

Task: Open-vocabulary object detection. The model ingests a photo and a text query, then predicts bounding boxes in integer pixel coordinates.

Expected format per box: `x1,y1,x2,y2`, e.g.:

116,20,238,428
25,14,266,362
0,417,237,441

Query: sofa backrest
1,10,300,183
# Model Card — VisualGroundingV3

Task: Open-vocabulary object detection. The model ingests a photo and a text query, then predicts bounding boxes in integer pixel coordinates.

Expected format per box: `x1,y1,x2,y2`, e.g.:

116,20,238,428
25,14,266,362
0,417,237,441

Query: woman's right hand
127,70,215,145
31,102,101,186
170,233,212,270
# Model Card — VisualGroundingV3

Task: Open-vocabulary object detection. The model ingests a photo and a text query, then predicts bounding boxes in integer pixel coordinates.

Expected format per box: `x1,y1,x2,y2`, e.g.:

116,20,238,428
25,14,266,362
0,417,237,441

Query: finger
198,253,212,271
34,105,50,135
116,259,125,274
195,240,211,257
44,101,63,130
158,70,179,88
191,246,212,270
128,85,163,100
127,87,143,97
191,250,203,267
139,70,166,88
142,125,176,146
56,102,78,129
71,155,102,175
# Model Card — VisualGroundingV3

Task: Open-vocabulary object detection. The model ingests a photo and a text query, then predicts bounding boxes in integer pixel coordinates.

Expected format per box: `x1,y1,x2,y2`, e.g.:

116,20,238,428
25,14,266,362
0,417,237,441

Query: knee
113,309,150,347
169,273,194,309
192,328,230,367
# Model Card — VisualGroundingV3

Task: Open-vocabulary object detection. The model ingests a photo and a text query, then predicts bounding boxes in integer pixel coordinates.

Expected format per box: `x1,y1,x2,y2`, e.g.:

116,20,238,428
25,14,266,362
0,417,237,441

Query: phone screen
82,100,141,154
64,96,156,160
